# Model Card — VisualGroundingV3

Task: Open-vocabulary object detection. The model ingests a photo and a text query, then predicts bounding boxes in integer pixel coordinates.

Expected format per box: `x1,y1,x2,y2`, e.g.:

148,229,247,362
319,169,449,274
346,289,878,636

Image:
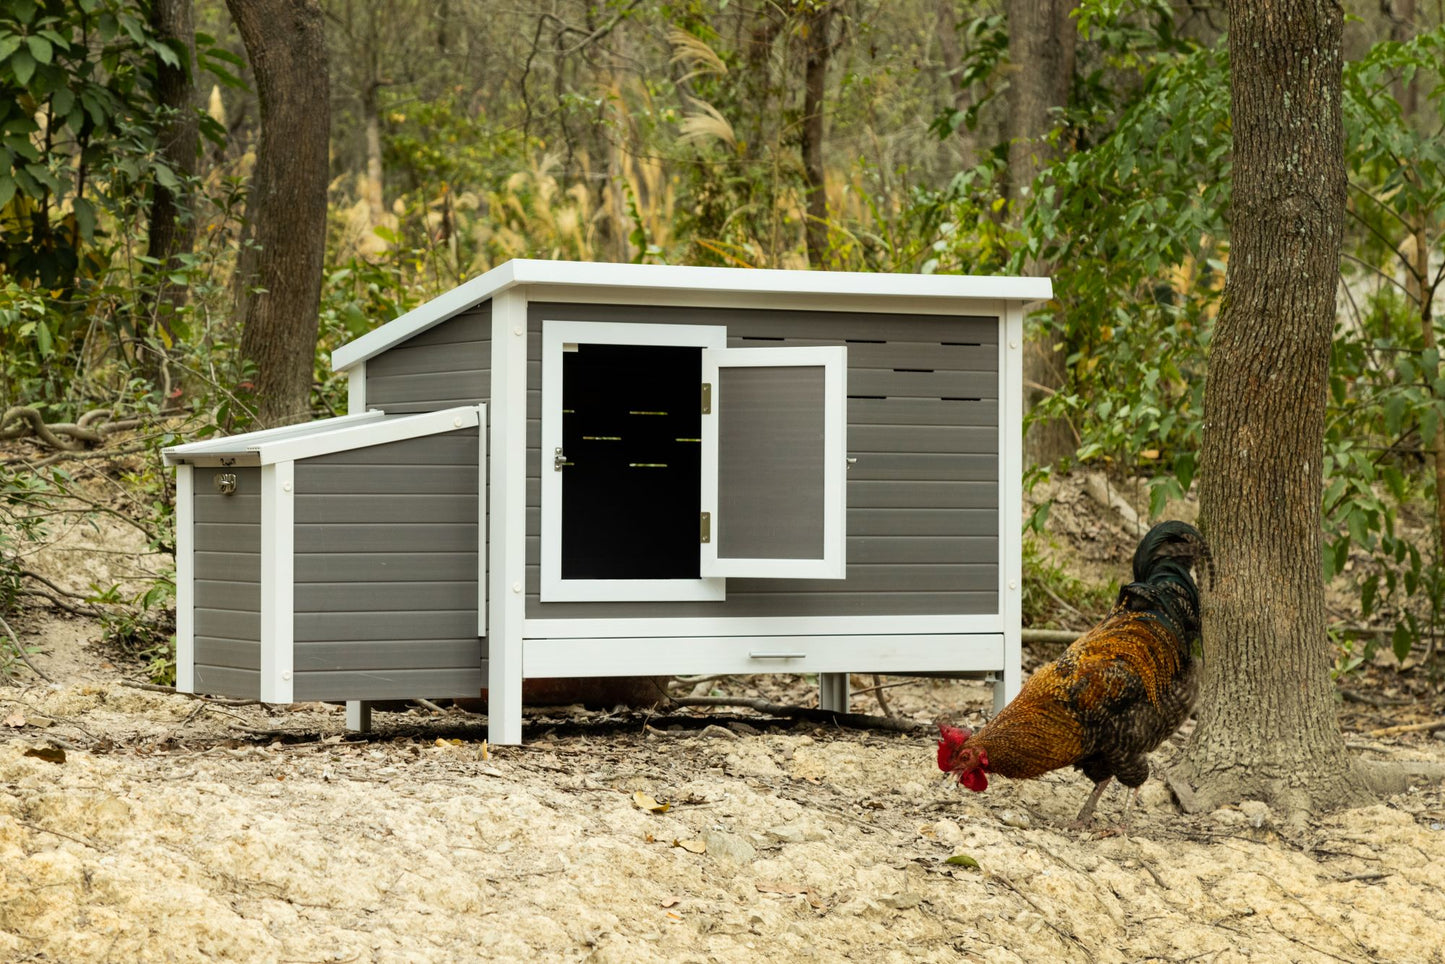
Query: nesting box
167,260,1052,743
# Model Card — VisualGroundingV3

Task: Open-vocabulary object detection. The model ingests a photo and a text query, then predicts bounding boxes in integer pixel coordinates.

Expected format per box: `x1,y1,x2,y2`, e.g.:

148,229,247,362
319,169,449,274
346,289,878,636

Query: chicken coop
164,259,1052,744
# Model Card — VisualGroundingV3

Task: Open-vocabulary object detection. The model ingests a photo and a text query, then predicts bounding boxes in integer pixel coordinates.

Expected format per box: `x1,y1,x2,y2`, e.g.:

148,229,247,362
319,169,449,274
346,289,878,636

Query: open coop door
700,346,847,579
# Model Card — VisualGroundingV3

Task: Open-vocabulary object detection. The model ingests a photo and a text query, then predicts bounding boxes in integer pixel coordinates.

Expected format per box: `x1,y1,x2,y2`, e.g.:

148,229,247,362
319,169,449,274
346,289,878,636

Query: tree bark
799,1,834,268
144,0,198,360
226,0,330,427
1172,0,1375,818
1004,0,1076,468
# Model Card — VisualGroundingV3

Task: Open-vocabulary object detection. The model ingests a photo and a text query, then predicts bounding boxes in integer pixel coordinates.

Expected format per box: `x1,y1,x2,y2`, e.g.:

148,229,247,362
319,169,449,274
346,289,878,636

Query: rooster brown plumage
938,520,1211,826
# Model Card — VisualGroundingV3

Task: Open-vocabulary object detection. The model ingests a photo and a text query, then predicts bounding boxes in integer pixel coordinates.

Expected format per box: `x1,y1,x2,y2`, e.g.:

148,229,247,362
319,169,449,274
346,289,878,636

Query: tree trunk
799,2,833,268
144,0,198,366
1004,0,1076,468
226,0,330,428
1170,0,1375,818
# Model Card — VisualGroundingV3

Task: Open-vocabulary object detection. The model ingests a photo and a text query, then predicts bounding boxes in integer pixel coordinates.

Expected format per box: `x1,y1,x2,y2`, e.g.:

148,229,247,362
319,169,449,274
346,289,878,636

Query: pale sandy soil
2,608,1443,964
2,469,1444,962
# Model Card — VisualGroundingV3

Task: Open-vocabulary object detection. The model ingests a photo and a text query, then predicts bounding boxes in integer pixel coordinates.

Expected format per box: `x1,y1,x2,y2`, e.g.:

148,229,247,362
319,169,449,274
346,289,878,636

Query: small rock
1432,729,1445,741
1239,800,1270,829
768,819,827,844
702,830,756,865
997,810,1031,830
702,724,740,741
879,892,921,910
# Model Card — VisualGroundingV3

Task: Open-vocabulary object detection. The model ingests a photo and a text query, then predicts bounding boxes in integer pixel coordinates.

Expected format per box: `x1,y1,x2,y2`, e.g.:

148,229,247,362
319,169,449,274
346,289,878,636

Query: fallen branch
0,406,145,451
1365,718,1445,738
668,695,924,734
0,612,52,682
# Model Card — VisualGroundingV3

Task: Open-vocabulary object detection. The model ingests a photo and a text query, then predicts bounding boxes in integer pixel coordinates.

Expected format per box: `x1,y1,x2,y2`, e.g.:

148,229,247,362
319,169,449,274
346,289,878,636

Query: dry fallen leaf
633,790,671,813
945,854,981,870
673,838,706,854
660,896,680,908
23,746,65,764
3,711,25,728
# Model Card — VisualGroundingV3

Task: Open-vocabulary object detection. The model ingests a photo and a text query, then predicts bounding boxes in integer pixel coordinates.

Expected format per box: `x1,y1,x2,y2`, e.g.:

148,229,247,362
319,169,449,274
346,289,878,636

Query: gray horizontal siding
293,667,484,702
192,467,261,698
524,302,1001,620
193,665,259,698
292,429,481,699
365,303,491,413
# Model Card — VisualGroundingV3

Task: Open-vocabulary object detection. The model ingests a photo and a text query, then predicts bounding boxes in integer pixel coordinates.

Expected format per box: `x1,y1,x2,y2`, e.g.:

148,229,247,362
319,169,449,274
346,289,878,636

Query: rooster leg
1070,777,1113,827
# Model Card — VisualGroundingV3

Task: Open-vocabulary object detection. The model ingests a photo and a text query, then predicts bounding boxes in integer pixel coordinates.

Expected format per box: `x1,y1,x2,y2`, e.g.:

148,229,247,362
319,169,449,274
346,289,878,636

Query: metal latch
214,472,238,496
700,511,711,543
553,447,566,471
701,382,711,414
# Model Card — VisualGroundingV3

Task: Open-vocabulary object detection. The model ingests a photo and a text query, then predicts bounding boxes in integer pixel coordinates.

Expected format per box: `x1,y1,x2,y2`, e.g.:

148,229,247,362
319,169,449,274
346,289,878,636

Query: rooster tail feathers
1132,521,1212,590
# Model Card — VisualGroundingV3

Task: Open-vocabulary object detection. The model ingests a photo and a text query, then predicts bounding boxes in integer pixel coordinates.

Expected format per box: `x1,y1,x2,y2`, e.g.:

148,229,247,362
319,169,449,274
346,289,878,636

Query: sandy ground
1,608,1443,964
3,466,1445,962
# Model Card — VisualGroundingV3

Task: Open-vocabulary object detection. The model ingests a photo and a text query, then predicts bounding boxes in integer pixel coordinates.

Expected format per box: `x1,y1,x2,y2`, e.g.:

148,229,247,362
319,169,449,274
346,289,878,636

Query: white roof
331,259,1054,372
162,407,482,466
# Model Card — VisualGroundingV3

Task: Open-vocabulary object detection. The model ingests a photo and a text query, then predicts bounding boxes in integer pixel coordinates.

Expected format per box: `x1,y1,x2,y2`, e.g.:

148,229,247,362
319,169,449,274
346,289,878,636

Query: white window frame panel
540,319,727,602
700,345,847,579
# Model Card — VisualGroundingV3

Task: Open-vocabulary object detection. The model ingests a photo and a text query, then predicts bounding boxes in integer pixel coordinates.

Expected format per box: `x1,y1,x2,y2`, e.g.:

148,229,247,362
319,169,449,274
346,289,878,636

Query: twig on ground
668,695,923,733
414,698,446,714
989,871,1094,961
120,681,260,707
0,612,52,682
1365,718,1445,738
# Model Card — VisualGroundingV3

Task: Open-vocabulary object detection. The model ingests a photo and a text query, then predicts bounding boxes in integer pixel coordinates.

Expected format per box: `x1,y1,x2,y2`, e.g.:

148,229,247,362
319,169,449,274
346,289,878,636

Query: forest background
1,0,1444,691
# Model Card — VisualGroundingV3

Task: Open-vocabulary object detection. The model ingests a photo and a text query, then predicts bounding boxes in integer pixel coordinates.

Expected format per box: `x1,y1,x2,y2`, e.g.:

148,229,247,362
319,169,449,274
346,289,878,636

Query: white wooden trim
163,410,383,464
174,464,195,693
540,319,727,603
700,345,847,580
999,304,1025,710
331,259,1054,372
476,402,488,637
487,290,530,745
257,406,479,463
259,461,294,703
522,613,1004,638
522,633,1006,678
347,363,367,415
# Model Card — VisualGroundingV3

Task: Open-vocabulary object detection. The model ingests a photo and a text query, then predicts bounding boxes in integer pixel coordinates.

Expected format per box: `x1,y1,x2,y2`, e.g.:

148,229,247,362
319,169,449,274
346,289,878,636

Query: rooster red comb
936,723,972,772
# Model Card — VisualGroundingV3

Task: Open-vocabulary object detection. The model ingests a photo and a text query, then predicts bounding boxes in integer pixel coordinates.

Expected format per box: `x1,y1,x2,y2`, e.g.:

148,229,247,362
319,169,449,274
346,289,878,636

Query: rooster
938,520,1211,827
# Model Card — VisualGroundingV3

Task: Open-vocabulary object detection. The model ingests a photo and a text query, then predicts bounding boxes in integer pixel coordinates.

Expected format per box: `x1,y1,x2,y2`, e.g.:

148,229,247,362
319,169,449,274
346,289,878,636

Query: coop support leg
818,673,850,713
487,289,528,746
346,700,372,732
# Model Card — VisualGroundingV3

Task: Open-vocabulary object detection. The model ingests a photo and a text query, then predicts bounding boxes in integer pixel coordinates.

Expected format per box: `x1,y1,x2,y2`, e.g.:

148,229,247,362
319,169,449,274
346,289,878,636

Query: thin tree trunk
800,2,833,268
226,0,330,428
144,0,198,373
1004,0,1076,468
1172,0,1374,818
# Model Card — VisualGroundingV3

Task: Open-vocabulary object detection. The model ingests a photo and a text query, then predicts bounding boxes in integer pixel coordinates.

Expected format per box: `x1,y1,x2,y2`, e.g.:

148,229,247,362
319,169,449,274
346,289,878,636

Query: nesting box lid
162,406,482,467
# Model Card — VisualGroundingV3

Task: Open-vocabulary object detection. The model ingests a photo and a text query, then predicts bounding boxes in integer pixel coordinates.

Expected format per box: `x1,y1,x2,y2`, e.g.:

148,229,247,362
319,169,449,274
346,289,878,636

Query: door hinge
700,511,711,543
701,382,712,414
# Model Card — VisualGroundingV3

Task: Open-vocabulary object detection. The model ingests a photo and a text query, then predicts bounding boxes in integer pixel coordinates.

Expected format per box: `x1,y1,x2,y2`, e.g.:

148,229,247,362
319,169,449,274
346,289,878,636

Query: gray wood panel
194,491,260,522
849,397,998,427
295,494,477,524
365,304,491,411
293,667,483,702
294,580,476,612
291,430,481,694
295,552,477,582
847,453,997,481
193,551,262,582
192,665,259,698
522,302,1001,619
194,609,260,640
195,522,260,554
293,638,481,671
195,580,263,612
849,368,998,399
717,365,826,560
294,610,477,641
293,524,478,553
193,637,261,670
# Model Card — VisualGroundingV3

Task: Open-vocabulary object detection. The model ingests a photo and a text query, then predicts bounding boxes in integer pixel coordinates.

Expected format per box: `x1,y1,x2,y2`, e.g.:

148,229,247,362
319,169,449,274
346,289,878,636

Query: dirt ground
3,472,1445,962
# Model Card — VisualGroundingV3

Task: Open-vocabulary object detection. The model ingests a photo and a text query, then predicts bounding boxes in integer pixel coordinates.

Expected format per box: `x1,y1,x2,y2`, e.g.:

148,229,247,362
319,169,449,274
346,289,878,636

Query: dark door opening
561,343,701,580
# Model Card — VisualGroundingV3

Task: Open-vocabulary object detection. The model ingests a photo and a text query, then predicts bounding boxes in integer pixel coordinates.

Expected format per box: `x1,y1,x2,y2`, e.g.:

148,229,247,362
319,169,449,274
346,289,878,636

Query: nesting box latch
553,447,566,471
213,472,238,496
